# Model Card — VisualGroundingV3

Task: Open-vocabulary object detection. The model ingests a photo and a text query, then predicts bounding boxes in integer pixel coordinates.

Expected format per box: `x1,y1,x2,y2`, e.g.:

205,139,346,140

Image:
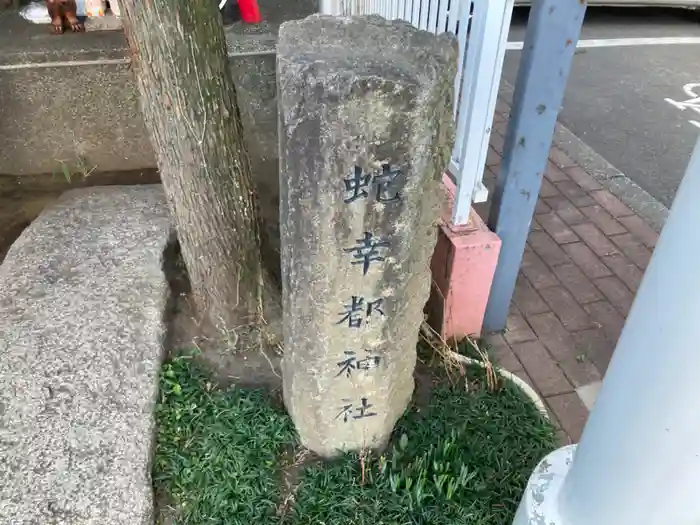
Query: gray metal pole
483,0,587,332
513,135,700,525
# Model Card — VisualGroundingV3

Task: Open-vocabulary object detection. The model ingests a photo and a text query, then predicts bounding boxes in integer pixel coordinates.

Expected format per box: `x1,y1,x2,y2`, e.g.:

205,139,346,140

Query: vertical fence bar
450,0,486,220
427,0,440,32
392,0,400,19
451,0,514,216
446,0,459,34
436,0,449,33
411,0,420,25
403,0,412,21
319,0,336,14
418,0,429,29
451,0,470,120
483,0,587,332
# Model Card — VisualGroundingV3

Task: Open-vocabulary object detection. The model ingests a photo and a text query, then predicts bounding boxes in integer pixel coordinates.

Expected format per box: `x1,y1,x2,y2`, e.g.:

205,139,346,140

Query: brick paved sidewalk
475,92,660,445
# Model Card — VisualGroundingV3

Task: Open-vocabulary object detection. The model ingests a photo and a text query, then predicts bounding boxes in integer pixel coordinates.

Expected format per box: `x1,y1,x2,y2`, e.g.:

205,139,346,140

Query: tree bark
119,0,266,337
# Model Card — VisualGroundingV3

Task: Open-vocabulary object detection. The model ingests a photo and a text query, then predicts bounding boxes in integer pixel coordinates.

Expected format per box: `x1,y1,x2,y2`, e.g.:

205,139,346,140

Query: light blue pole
483,0,588,332
514,134,700,525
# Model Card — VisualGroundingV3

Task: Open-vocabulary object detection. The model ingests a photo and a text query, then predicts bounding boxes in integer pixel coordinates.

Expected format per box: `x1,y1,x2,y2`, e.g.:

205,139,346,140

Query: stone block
0,185,171,525
278,15,456,457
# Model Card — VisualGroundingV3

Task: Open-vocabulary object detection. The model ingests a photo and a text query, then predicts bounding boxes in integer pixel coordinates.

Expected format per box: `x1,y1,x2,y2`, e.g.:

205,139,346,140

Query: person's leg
220,0,240,26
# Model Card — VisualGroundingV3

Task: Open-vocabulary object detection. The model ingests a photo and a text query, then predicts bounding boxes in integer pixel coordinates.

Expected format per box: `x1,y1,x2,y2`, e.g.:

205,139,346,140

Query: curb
552,123,669,233
499,81,669,233
448,352,550,420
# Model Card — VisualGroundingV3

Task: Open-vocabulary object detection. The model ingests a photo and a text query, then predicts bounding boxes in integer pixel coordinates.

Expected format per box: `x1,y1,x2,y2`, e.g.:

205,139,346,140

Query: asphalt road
501,7,700,208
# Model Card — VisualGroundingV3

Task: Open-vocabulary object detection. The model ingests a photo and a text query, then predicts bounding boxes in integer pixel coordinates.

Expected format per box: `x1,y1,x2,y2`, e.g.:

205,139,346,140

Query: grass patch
154,355,557,525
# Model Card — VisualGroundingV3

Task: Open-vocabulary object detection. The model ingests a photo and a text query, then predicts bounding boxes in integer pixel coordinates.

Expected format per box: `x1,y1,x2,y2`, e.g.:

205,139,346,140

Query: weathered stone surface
278,15,456,457
0,185,171,525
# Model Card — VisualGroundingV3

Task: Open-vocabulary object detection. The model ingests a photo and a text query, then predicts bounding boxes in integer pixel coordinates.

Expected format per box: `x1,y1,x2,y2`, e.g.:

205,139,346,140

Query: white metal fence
319,0,514,226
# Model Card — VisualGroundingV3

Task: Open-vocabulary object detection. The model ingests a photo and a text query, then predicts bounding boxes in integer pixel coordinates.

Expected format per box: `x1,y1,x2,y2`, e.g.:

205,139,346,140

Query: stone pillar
513,136,700,525
277,14,456,457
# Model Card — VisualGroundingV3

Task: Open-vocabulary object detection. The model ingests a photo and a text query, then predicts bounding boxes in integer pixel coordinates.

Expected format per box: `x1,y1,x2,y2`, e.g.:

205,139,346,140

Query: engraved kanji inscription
343,166,372,204
335,397,377,422
337,296,385,328
373,164,402,203
343,164,403,204
344,232,390,275
336,350,382,378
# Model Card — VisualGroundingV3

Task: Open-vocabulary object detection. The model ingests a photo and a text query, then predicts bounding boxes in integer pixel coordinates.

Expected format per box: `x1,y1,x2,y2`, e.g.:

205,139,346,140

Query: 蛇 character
342,164,403,204
373,164,402,203
343,166,372,204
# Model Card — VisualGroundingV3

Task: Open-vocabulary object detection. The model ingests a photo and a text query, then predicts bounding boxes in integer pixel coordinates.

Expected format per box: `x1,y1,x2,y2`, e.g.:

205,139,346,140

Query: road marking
664,83,700,130
506,36,700,50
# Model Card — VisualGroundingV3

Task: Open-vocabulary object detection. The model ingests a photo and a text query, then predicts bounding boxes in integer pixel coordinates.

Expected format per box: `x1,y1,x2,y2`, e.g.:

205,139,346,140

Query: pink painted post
428,174,501,340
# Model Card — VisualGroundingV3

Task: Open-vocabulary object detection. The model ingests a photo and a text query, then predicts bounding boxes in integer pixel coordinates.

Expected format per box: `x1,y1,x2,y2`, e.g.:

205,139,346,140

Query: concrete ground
503,6,700,208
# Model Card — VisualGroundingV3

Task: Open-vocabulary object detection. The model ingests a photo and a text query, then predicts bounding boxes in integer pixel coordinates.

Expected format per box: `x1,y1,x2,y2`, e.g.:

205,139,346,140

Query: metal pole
483,0,587,332
513,136,700,525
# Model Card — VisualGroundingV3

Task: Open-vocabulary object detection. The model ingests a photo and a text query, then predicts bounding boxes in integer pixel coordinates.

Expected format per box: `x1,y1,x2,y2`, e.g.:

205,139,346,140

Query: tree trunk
119,0,266,337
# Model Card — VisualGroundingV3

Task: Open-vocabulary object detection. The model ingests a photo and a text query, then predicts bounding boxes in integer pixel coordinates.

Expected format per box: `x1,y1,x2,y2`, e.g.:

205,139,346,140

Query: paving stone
561,242,613,280
576,381,603,411
513,274,550,316
583,300,626,345
534,199,551,215
571,328,616,374
555,181,597,207
512,368,540,399
564,165,603,191
618,215,659,249
572,223,620,258
545,161,570,183
538,287,593,332
558,354,602,389
504,309,538,345
528,231,571,267
549,147,577,169
546,393,590,442
551,263,602,304
493,119,508,135
484,334,522,372
540,179,561,199
486,145,501,167
590,189,635,218
580,205,627,236
510,341,573,397
601,253,644,292
557,429,573,446
537,211,579,244
594,276,635,316
490,130,505,152
609,232,652,270
521,248,561,289
525,313,599,387
553,200,587,226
